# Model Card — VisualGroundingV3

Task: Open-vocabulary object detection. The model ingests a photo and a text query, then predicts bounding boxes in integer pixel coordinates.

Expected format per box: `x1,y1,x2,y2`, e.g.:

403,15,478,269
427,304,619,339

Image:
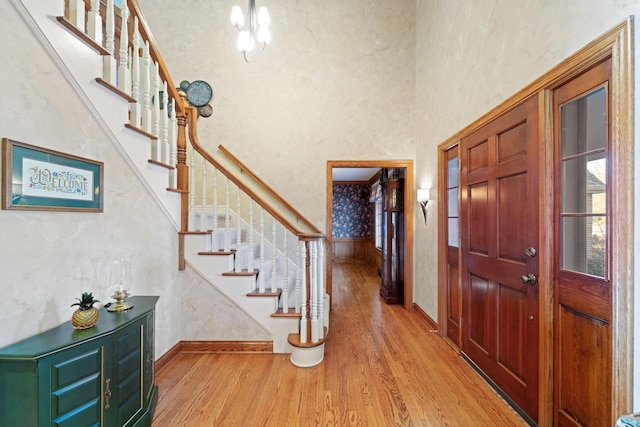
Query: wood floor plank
153,262,528,426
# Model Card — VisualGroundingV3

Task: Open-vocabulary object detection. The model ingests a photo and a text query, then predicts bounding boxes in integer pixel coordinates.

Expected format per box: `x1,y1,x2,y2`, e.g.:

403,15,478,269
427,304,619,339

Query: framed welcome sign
2,138,103,212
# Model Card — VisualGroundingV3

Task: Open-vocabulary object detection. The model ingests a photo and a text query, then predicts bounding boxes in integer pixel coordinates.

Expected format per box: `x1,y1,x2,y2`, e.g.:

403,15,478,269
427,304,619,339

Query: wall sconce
417,188,430,224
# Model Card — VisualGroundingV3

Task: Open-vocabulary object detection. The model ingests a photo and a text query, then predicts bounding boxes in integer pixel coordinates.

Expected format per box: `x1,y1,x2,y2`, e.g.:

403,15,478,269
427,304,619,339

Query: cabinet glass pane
561,216,606,277
561,87,606,157
561,153,606,214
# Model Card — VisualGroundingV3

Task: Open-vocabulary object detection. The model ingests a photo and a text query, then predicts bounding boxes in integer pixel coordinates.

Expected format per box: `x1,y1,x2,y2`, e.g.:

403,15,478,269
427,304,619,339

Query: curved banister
183,101,323,239
216,146,322,236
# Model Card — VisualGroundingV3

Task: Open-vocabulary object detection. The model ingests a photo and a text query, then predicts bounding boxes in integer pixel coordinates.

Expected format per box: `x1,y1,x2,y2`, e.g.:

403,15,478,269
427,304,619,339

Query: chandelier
231,0,271,62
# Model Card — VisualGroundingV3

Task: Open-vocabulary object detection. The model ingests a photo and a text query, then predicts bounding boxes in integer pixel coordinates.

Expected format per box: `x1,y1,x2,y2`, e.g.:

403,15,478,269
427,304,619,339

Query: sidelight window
447,156,459,248
559,86,608,278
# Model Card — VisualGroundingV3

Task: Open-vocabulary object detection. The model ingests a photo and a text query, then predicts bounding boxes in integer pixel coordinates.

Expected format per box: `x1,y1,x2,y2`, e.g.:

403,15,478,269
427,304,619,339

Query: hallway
152,262,528,426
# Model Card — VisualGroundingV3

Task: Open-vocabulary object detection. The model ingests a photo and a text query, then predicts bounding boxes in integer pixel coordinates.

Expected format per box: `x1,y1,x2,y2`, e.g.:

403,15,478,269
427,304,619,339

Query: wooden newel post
176,92,189,233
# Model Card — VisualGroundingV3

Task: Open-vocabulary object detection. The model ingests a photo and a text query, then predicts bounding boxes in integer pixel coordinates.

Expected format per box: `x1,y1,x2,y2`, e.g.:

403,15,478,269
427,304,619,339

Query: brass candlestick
107,289,133,312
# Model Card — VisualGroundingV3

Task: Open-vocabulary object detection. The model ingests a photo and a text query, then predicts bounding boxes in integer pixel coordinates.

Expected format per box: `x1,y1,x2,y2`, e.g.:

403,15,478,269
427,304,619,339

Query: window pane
447,157,459,188
561,153,606,214
561,215,606,277
448,218,459,248
561,87,606,157
448,188,459,217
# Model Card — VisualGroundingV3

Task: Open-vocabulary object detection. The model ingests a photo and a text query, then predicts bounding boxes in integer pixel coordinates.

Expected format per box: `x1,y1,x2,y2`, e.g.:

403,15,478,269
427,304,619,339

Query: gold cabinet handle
105,378,112,409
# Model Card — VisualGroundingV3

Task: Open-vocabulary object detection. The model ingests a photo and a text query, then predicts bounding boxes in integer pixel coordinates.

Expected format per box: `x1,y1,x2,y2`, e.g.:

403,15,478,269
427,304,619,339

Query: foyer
152,262,527,426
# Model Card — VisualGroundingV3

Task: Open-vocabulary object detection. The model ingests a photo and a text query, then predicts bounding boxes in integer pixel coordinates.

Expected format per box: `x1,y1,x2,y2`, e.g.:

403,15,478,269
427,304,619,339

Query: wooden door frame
436,18,633,426
326,160,414,311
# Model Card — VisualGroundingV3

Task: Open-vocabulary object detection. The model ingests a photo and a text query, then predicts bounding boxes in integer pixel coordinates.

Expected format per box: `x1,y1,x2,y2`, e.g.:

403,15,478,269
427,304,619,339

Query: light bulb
257,6,270,26
231,5,244,28
258,25,271,44
237,31,252,53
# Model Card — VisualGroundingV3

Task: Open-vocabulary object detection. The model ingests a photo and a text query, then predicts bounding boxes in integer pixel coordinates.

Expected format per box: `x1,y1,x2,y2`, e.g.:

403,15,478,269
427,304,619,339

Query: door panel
498,173,528,263
468,182,490,255
461,95,539,422
446,246,460,344
556,306,610,426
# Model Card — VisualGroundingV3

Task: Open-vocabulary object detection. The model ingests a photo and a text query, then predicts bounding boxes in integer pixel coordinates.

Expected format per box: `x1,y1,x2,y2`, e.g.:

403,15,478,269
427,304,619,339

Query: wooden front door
460,95,540,422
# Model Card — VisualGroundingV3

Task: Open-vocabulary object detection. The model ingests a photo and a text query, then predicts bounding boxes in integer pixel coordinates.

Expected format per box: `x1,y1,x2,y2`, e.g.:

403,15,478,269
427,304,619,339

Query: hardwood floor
153,261,528,426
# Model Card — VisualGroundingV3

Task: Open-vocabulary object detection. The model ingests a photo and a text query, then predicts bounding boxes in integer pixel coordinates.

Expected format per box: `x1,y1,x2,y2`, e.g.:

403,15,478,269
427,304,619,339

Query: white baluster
152,62,160,136
295,242,301,314
189,146,196,231
248,199,254,273
103,0,117,86
117,3,130,95
223,178,231,251
212,167,219,249
141,41,152,132
86,0,102,44
168,98,177,187
317,238,325,338
68,0,85,32
160,82,169,163
282,230,289,312
271,218,277,290
151,62,161,161
199,161,206,232
258,208,265,293
129,18,141,127
236,189,242,249
311,240,319,342
300,241,307,343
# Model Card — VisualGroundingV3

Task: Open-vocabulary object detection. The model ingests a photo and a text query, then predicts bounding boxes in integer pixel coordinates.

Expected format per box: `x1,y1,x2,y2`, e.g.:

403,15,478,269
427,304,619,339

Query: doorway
326,160,414,311
436,21,633,427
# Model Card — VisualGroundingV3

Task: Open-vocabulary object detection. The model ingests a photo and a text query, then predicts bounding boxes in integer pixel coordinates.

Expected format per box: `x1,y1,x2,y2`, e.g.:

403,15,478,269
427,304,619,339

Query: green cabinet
0,296,159,427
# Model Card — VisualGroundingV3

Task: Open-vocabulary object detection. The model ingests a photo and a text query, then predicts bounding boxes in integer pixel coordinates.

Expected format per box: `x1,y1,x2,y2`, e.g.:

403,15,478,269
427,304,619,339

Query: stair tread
179,230,211,235
247,288,281,297
148,159,175,170
272,308,301,318
288,327,328,348
56,16,110,55
125,123,158,140
95,77,136,102
223,269,259,276
198,251,235,255
167,188,187,194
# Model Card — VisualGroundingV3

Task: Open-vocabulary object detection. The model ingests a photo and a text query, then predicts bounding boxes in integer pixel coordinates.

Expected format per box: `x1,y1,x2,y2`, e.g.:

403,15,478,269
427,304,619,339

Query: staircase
13,0,327,367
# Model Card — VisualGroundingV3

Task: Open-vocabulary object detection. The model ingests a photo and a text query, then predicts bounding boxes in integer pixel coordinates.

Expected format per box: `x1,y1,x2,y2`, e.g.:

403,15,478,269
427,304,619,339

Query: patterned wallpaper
332,184,373,238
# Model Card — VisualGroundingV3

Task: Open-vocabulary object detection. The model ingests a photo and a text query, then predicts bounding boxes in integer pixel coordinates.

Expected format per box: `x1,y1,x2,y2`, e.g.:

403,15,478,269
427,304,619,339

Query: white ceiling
332,167,380,182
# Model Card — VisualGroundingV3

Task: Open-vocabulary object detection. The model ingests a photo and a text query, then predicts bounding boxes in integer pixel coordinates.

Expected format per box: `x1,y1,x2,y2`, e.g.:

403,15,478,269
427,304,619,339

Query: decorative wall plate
185,80,213,107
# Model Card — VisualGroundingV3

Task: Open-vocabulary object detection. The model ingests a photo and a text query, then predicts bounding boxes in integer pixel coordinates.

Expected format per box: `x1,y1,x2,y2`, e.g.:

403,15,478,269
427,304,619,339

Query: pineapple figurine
71,292,100,330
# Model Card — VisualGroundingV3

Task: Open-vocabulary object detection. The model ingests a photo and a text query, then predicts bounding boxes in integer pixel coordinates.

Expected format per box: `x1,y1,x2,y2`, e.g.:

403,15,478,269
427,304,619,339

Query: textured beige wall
414,2,638,324
0,0,272,353
139,0,417,231
0,1,181,355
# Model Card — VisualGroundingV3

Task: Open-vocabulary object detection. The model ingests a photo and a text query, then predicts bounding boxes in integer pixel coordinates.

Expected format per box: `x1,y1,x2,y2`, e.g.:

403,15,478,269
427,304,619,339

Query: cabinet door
143,311,155,401
109,316,145,427
45,338,109,427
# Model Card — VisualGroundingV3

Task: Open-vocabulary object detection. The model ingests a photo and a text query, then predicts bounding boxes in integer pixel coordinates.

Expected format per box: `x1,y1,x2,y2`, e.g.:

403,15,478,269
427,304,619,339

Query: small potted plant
71,292,100,330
